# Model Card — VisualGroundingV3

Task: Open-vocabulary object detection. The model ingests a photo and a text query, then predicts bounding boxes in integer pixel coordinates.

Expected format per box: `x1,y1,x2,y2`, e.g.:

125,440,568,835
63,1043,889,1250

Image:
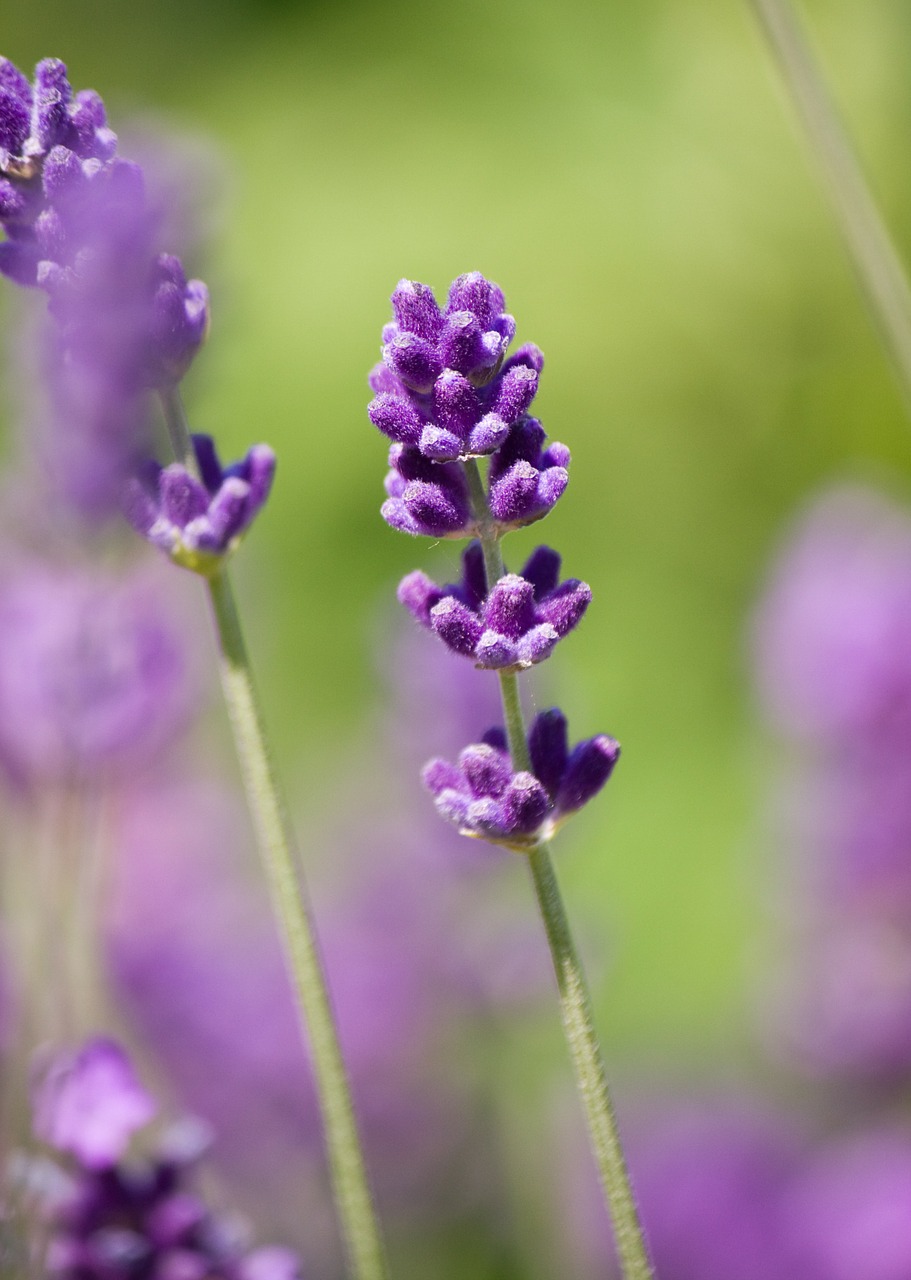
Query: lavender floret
381,443,475,538
423,709,619,850
399,542,591,671
487,417,571,531
126,434,276,575
368,273,542,462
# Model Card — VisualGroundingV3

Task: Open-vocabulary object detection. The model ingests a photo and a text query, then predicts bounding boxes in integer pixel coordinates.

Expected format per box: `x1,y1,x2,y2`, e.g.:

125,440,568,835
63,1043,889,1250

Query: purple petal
483,574,537,639
241,444,276,514
500,773,550,836
419,424,463,461
0,86,29,154
492,364,538,424
515,622,559,666
537,579,592,636
446,272,504,327
202,477,250,548
460,541,488,609
422,757,464,797
467,413,510,456
430,596,485,656
474,631,519,669
391,278,443,342
521,546,561,597
432,369,480,437
368,392,423,446
459,742,513,799
159,465,209,527
528,708,569,799
191,434,223,493
384,331,441,394
397,570,442,627
488,461,539,524
556,735,621,815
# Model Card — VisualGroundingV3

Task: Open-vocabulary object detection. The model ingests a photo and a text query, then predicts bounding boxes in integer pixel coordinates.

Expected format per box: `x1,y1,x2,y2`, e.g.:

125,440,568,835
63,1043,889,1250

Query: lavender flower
0,559,194,788
125,434,276,575
380,442,474,538
423,709,620,849
398,542,591,671
32,1037,301,1279
486,417,570,530
368,274,540,462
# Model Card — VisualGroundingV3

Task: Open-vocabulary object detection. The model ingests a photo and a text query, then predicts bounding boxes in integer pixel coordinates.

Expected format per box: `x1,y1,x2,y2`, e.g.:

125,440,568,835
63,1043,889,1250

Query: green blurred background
6,0,911,1097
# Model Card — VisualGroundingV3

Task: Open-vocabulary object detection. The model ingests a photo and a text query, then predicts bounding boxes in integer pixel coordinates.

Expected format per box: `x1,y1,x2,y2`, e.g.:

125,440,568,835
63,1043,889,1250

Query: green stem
748,0,911,417
462,457,653,1279
206,569,387,1280
159,386,198,474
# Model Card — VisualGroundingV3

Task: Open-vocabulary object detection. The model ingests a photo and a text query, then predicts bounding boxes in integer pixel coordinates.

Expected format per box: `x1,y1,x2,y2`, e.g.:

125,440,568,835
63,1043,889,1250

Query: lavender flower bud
125,434,276,575
398,541,591,671
422,709,619,849
368,272,538,462
487,418,570,531
381,443,474,538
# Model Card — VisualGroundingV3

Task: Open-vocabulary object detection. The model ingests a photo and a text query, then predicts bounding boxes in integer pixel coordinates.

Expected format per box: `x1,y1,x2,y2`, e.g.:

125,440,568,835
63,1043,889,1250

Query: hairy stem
462,457,654,1279
748,0,911,416
206,568,387,1280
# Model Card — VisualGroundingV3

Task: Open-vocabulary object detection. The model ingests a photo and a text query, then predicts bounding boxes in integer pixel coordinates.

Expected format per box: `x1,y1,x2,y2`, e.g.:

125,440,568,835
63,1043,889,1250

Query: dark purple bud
556,735,621,816
0,58,31,106
41,143,84,200
483,574,537,640
439,310,494,377
515,623,559,666
502,342,544,374
419,424,463,461
501,773,551,835
197,477,249,550
384,331,441,394
529,708,569,799
368,391,423,446
160,465,208,526
488,460,539,524
397,570,443,626
521,545,561,596
460,742,513,799
462,541,488,608
536,578,592,636
474,631,518,669
0,86,29,155
492,363,538,424
0,177,28,221
431,597,485,656
391,277,443,341
32,58,72,153
381,445,473,538
467,413,510,456
432,369,479,437
446,271,505,327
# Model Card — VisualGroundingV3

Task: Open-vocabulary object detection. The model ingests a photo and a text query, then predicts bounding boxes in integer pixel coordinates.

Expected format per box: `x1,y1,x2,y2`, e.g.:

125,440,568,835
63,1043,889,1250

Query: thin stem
462,457,654,1279
206,569,387,1280
748,0,911,417
159,386,198,474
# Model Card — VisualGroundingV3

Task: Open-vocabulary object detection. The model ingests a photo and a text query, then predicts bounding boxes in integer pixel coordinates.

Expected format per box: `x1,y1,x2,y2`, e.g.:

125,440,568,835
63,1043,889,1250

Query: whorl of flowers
370,273,618,852
31,1038,301,1280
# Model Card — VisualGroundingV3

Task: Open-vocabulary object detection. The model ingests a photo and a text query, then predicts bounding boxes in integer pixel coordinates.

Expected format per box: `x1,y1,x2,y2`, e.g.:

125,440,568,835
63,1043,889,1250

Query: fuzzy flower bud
125,434,275,575
399,542,591,671
381,443,475,538
423,709,620,850
368,272,541,462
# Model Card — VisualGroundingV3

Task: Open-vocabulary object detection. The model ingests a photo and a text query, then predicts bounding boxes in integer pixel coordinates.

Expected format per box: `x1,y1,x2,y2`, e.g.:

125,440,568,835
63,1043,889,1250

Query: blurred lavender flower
0,55,209,521
125,434,276,575
31,1036,301,1279
555,1099,806,1280
0,559,195,790
423,710,619,850
785,1127,911,1280
398,541,591,672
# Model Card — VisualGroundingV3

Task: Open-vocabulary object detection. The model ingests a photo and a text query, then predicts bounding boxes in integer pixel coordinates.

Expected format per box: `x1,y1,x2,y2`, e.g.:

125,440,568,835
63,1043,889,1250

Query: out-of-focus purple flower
368,274,539,462
423,708,619,849
766,913,911,1084
555,1098,807,1280
125,434,276,574
32,1037,302,1279
0,56,210,521
0,560,195,788
398,541,591,671
785,1128,911,1280
32,1038,155,1169
754,485,911,746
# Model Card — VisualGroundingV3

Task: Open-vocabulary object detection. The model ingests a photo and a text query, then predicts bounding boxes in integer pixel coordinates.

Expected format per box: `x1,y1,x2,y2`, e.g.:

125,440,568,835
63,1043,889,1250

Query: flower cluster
370,273,617,850
125,434,276,575
398,542,591,671
423,712,619,849
31,1038,301,1280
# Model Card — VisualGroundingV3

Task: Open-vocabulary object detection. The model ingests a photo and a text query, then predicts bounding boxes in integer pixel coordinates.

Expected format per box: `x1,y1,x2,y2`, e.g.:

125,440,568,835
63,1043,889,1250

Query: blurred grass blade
748,0,911,415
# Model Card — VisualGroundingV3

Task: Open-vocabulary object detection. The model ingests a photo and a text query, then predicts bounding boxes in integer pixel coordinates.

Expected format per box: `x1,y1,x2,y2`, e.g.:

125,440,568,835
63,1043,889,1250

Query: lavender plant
0,55,386,1280
369,273,653,1277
